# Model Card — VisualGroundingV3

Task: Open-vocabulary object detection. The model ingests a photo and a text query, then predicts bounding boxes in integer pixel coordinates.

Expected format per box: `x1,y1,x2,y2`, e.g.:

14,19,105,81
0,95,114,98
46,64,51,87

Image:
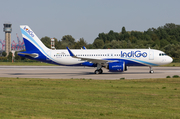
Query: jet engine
107,62,127,72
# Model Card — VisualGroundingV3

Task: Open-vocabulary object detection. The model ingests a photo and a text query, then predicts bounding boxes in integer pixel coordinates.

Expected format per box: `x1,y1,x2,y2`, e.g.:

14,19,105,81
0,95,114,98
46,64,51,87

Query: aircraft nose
169,57,173,63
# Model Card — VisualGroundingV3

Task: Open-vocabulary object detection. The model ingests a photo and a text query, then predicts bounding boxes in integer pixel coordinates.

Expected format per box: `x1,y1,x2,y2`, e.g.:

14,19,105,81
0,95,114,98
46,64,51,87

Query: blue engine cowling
108,62,125,72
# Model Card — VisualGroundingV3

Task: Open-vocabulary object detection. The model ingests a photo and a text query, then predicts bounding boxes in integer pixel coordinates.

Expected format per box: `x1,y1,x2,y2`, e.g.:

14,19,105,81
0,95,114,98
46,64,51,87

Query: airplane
18,25,173,74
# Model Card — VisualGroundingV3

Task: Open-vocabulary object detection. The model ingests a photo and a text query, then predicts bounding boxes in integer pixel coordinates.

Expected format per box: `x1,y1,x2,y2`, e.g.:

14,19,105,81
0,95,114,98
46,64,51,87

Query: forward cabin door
149,50,154,60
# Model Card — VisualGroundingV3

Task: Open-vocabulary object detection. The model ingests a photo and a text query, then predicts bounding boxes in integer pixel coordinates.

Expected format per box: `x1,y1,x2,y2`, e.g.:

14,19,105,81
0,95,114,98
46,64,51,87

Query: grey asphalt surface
0,66,179,80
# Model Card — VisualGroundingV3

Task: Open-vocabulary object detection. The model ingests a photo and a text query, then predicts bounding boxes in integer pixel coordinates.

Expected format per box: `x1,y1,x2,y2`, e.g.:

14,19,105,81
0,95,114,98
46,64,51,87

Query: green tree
61,35,75,48
7,52,12,61
98,33,108,43
164,23,176,30
53,38,61,49
103,43,112,49
160,39,169,48
160,29,168,39
144,34,151,41
110,40,121,49
93,39,104,49
119,26,129,40
107,30,116,42
41,36,51,48
151,34,158,41
121,26,126,34
153,44,160,50
74,38,87,49
2,51,7,57
86,44,93,49
36,23,180,58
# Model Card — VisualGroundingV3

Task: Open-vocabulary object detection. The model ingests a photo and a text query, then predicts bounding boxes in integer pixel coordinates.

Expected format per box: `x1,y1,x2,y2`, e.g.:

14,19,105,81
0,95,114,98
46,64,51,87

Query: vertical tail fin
20,25,49,51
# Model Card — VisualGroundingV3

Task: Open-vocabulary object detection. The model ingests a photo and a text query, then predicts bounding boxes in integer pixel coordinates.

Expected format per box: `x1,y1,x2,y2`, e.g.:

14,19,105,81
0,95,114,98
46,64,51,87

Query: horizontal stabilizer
18,52,39,58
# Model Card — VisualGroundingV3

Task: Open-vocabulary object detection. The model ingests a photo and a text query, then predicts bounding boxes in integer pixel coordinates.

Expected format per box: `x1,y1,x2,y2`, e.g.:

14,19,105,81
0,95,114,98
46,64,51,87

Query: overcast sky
0,0,180,46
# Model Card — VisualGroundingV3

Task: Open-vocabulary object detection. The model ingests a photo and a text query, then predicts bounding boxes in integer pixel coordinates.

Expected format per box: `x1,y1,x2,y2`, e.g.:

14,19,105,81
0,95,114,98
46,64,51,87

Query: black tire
95,70,99,74
149,70,154,74
99,69,103,74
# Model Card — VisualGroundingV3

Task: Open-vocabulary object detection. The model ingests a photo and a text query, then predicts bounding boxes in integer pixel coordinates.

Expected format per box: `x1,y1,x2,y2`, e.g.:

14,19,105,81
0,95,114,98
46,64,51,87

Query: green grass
161,62,180,67
0,78,180,119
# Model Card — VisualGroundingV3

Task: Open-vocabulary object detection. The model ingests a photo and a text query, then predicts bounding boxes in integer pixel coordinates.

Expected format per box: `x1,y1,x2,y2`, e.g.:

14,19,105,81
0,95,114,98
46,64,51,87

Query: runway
0,66,179,80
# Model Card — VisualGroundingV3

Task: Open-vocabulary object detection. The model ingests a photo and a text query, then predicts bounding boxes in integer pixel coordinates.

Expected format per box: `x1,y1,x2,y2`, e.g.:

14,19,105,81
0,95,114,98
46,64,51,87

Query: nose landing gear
149,66,154,73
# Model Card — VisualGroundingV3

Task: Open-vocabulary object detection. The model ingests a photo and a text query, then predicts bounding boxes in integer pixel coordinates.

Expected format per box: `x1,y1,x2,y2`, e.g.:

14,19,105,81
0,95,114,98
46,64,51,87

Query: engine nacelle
107,62,125,72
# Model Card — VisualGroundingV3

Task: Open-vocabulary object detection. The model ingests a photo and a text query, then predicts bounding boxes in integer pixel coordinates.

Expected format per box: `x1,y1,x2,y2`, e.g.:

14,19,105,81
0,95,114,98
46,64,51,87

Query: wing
66,47,116,64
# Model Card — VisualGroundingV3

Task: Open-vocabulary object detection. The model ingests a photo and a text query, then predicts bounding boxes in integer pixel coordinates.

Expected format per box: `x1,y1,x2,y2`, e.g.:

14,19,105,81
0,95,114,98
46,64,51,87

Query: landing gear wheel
99,69,103,74
149,70,154,74
149,66,154,74
95,70,99,74
94,69,103,74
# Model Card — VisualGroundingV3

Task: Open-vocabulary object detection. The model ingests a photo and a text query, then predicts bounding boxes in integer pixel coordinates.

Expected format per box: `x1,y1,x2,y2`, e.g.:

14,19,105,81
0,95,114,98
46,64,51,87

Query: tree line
41,23,180,59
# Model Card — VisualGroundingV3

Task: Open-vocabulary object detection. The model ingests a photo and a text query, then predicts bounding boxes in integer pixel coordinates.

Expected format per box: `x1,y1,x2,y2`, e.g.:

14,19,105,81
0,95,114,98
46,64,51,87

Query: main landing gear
149,66,154,74
94,64,103,74
94,68,103,74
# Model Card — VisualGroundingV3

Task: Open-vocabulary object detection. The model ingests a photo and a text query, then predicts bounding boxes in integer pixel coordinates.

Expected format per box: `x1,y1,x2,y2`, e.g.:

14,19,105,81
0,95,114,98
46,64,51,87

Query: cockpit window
159,53,167,56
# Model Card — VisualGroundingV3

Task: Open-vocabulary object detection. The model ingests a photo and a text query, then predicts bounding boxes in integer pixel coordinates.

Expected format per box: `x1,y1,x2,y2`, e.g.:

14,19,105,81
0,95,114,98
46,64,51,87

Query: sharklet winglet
83,46,86,49
66,47,77,58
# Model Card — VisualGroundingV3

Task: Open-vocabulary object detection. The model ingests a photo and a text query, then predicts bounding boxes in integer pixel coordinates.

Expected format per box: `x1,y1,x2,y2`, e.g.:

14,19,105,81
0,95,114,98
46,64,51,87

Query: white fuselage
46,49,172,66
19,25,173,74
